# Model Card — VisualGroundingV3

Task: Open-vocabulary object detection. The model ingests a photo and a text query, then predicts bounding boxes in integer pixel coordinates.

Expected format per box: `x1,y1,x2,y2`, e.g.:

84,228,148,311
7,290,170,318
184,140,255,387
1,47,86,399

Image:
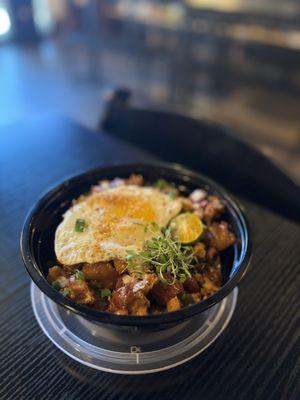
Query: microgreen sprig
126,224,196,284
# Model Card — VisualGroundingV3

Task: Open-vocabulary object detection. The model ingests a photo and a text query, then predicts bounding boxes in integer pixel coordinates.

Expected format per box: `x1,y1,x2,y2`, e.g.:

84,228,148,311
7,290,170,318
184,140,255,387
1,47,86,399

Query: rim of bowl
21,162,252,326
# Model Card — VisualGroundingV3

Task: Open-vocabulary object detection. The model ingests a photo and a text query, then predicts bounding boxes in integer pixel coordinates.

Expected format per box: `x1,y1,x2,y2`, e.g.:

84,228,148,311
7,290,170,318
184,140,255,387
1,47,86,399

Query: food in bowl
47,174,236,316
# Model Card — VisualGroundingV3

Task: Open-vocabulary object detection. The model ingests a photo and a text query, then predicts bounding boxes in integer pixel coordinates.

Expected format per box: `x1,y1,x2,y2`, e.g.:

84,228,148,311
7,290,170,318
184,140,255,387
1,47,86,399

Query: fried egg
55,185,181,265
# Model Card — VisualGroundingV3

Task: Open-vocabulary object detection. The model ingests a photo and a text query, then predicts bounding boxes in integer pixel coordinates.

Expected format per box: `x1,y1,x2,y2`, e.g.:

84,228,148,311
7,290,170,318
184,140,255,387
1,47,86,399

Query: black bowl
21,163,251,329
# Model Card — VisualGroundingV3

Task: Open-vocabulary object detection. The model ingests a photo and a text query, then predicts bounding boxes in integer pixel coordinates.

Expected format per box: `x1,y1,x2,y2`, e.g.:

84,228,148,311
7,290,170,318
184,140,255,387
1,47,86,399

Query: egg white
55,185,181,265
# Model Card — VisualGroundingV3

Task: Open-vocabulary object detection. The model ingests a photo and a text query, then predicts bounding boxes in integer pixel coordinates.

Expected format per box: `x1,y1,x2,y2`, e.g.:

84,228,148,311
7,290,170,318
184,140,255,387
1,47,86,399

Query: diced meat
194,265,222,298
115,276,124,290
190,193,224,222
67,280,95,304
190,293,201,303
193,207,204,219
183,277,200,293
205,247,221,267
151,280,182,306
194,242,206,260
206,247,217,260
82,262,118,289
109,284,135,311
109,275,156,315
202,276,220,297
132,274,157,295
115,277,125,290
203,196,225,222
210,256,221,269
194,263,207,273
130,302,148,316
129,292,150,316
208,221,236,251
126,174,144,186
207,266,222,287
179,197,194,211
47,266,65,283
167,297,181,312
122,275,134,284
113,258,127,274
194,271,205,285
117,274,135,286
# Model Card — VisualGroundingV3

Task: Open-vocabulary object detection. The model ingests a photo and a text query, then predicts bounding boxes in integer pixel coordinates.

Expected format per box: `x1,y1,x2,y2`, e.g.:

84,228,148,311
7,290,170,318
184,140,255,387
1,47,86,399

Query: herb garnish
75,218,87,232
127,224,196,284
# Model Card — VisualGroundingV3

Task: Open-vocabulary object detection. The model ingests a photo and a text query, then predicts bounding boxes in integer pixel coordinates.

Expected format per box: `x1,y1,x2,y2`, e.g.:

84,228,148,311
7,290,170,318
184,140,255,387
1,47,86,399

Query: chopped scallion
155,179,168,190
75,218,87,232
75,269,84,280
52,281,60,290
62,288,70,297
100,288,111,298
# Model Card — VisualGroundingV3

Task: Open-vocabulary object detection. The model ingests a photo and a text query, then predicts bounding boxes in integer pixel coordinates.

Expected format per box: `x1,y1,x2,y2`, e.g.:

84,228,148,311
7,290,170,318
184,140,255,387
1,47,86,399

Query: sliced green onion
52,281,60,290
155,179,168,190
62,288,70,297
100,288,111,298
75,269,84,280
179,293,195,306
75,218,87,232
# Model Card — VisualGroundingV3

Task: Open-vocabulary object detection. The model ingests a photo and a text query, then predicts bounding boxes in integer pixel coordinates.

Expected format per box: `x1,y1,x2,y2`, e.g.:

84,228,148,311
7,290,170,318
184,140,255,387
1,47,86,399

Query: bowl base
31,283,237,374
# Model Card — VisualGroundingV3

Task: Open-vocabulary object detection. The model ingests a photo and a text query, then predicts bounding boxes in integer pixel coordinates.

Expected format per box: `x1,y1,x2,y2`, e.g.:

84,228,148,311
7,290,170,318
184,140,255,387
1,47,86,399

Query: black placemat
0,116,299,400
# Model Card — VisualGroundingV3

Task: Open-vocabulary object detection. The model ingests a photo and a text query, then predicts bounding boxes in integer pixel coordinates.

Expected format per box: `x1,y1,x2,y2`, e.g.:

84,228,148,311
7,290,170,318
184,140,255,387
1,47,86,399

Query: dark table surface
0,116,299,400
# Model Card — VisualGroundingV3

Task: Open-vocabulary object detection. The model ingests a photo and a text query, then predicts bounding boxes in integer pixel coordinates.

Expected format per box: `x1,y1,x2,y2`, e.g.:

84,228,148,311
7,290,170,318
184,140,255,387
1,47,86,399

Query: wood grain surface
0,116,299,400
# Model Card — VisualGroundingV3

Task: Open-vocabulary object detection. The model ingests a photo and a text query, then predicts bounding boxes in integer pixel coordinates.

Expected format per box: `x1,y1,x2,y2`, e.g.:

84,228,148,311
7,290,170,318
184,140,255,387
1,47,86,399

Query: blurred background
1,0,299,181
